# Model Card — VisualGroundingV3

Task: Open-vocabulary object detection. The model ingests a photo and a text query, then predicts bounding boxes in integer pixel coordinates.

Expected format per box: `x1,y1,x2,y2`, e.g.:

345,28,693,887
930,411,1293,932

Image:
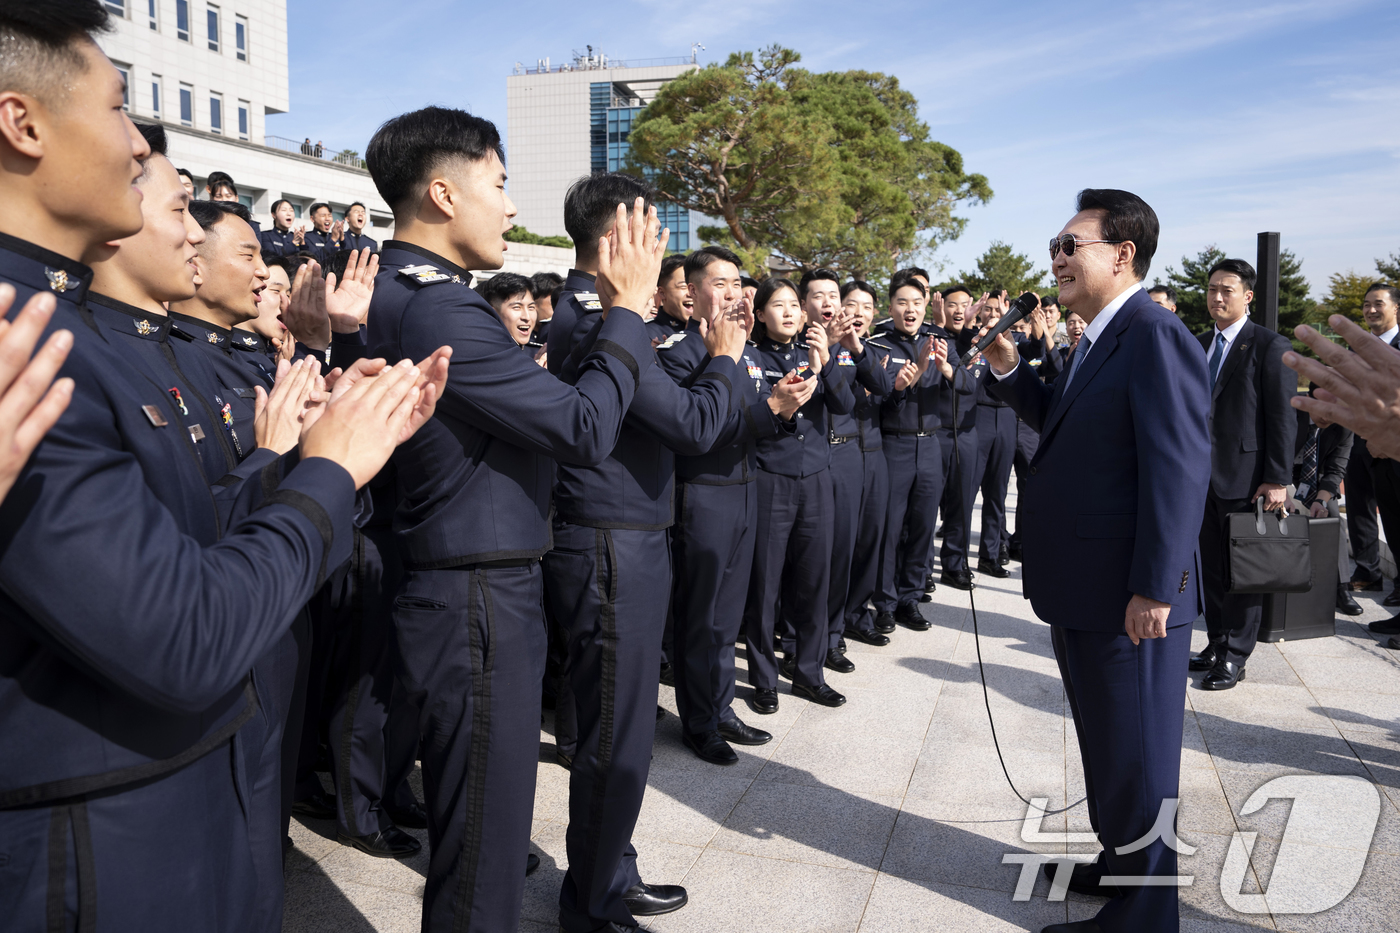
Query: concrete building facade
506,50,696,247
95,0,392,238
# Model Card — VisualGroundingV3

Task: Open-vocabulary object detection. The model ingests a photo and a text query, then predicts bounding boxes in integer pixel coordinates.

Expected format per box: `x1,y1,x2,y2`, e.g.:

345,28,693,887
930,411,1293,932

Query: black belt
886,429,935,437
456,556,541,570
829,433,857,444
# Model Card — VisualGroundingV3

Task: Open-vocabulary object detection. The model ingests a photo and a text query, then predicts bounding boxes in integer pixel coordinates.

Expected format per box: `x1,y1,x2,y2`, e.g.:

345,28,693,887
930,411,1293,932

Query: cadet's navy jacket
545,268,597,376
341,231,378,254
367,241,652,568
168,311,267,459
0,233,355,807
826,340,893,452
304,228,341,263
228,328,280,383
989,290,1211,632
644,311,694,344
751,335,853,478
867,325,972,436
655,329,790,485
258,226,299,257
553,306,738,529
941,329,982,431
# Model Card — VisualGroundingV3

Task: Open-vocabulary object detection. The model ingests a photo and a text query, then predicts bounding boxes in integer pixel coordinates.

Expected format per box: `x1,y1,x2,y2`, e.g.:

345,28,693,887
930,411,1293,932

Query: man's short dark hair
841,280,877,303
0,0,111,105
176,167,195,185
309,202,332,218
563,173,654,254
206,170,234,191
347,201,366,212
940,283,971,300
531,271,564,297
1075,188,1159,280
894,265,930,283
1208,258,1257,291
134,121,167,157
479,272,535,308
366,106,505,215
889,273,927,300
263,253,292,277
684,246,742,283
1366,283,1400,305
658,254,687,286
188,199,252,232
1040,294,1060,308
1146,284,1177,303
798,269,840,301
741,275,759,290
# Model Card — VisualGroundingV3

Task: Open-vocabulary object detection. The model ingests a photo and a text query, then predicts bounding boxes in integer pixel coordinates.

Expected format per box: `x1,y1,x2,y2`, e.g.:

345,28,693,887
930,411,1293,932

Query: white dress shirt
1207,313,1249,376
1377,324,1399,347
992,282,1142,383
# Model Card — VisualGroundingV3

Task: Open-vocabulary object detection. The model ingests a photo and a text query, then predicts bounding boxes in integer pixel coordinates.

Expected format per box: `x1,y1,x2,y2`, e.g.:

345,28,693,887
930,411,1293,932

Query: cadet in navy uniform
743,276,852,712
0,10,445,928
363,108,659,933
969,297,1017,578
645,252,694,343
342,201,379,254
259,197,304,256
867,275,965,631
834,280,895,647
305,201,343,261
657,246,812,764
935,286,983,591
544,173,754,933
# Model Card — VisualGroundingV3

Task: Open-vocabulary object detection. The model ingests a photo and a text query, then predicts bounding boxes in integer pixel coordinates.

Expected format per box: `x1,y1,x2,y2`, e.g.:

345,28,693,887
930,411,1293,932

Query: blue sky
270,0,1400,296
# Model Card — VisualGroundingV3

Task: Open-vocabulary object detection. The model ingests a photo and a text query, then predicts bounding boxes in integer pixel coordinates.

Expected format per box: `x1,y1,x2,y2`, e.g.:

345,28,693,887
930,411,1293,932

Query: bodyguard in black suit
1354,285,1400,636
1190,259,1296,689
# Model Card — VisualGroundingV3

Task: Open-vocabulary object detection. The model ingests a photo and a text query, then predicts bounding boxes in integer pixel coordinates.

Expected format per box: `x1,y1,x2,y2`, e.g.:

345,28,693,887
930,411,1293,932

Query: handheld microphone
956,291,1040,368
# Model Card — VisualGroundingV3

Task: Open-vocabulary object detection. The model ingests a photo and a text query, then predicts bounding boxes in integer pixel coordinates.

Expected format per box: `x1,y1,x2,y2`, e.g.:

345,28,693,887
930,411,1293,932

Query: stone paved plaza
283,498,1400,933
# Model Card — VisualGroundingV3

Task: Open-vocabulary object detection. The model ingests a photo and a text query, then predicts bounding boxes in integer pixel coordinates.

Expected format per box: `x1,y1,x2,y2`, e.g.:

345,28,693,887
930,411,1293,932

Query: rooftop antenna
691,41,705,64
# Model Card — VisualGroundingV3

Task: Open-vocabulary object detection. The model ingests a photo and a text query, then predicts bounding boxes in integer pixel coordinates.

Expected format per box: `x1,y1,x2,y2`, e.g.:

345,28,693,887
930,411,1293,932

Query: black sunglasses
1049,234,1125,260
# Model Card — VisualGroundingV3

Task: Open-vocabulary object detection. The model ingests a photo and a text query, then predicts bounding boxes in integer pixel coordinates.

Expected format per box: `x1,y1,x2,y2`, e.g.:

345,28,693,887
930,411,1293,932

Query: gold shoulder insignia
399,264,452,285
656,333,687,350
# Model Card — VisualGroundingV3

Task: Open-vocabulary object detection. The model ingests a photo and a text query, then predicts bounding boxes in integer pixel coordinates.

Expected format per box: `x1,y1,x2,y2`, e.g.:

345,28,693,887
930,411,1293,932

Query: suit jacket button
1029,466,1037,475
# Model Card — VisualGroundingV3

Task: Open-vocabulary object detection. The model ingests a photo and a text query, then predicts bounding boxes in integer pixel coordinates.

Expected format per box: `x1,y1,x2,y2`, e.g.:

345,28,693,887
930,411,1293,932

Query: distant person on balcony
301,137,312,155
305,202,342,262
341,201,377,254
314,140,324,158
259,198,304,257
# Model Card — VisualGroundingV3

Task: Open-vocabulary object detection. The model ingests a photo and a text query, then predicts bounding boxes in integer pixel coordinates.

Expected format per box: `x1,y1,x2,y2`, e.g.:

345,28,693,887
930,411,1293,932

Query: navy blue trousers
845,446,888,633
878,435,944,611
544,524,669,933
935,426,979,574
1198,491,1264,667
972,405,1016,563
671,481,757,736
744,470,833,691
244,623,302,932
1010,419,1039,549
826,440,864,650
0,739,258,931
1052,621,1190,933
395,563,547,933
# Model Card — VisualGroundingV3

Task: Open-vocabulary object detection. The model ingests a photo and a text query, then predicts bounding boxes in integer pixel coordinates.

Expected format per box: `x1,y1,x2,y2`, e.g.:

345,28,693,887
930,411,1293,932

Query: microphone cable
945,326,1086,818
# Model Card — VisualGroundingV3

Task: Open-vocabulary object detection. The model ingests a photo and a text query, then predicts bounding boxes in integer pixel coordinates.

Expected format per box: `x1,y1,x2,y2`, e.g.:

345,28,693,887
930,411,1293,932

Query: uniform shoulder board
865,339,895,353
656,332,687,350
575,291,605,312
398,263,453,285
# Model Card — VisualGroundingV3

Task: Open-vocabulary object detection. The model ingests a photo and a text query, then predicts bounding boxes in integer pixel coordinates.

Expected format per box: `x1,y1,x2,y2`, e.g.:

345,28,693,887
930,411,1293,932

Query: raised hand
293,224,306,246
831,310,861,353
1285,318,1400,458
331,219,345,242
703,298,749,362
596,197,669,319
767,371,817,420
324,248,378,331
254,357,324,454
0,288,74,504
927,290,945,327
283,260,331,351
893,360,921,391
805,322,829,372
970,319,1019,375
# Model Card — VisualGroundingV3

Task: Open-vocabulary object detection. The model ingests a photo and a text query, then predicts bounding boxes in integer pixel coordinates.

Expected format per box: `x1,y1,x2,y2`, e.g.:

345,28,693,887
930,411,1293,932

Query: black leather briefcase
1227,498,1312,593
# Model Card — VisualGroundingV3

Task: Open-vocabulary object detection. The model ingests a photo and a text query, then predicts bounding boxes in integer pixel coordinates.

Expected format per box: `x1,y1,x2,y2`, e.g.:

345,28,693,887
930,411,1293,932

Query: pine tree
1161,246,1225,334
954,241,1049,297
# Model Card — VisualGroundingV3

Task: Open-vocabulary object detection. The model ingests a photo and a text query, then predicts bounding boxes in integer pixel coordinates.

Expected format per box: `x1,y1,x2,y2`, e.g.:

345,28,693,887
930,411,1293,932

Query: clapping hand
805,322,830,372
1286,317,1400,459
595,198,669,318
0,288,74,504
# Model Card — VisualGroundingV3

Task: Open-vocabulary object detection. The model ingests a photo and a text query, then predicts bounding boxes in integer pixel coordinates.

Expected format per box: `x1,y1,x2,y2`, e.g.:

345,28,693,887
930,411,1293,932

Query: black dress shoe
623,881,688,916
1369,616,1400,635
291,789,336,821
895,603,931,631
940,569,974,590
749,687,779,715
999,553,1010,566
659,661,675,686
1039,857,1121,898
976,559,1010,578
386,800,428,830
825,648,855,673
1201,660,1246,690
526,853,540,876
1352,576,1384,592
779,655,796,680
924,572,938,593
873,611,897,634
792,682,846,707
1188,642,1223,672
1040,920,1102,933
1008,543,1023,562
681,729,738,765
718,717,772,746
336,825,422,859
656,705,666,721
1388,637,1400,650
1338,584,1364,616
557,749,574,770
846,628,890,647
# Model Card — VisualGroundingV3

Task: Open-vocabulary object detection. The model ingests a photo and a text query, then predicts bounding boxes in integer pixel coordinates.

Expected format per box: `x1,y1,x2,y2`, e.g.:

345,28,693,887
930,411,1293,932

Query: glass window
176,0,189,41
115,66,129,111
209,95,222,134
105,1,126,16
292,203,303,219
237,101,249,140
235,16,248,62
179,84,193,126
238,195,253,209
151,76,161,117
148,0,157,29
207,6,219,52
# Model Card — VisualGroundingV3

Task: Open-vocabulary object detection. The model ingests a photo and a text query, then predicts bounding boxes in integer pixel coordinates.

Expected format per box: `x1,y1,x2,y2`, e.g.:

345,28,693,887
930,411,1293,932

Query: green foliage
504,225,573,250
1274,249,1316,353
626,45,990,283
1320,271,1376,326
1160,246,1314,351
955,241,1049,297
1376,251,1400,283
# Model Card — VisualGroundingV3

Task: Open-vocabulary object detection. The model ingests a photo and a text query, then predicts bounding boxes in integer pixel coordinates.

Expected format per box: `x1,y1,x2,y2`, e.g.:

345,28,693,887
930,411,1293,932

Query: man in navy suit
981,189,1211,933
1188,259,1295,689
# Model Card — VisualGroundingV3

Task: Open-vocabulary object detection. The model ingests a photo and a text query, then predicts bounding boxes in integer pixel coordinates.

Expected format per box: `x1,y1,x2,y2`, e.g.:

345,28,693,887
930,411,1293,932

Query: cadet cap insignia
207,332,222,344
398,264,452,285
656,332,686,350
242,335,257,346
135,320,155,336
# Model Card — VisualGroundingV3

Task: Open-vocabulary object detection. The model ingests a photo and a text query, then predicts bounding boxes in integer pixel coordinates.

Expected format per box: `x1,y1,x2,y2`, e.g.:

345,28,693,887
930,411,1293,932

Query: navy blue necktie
1209,331,1226,386
1065,337,1092,388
